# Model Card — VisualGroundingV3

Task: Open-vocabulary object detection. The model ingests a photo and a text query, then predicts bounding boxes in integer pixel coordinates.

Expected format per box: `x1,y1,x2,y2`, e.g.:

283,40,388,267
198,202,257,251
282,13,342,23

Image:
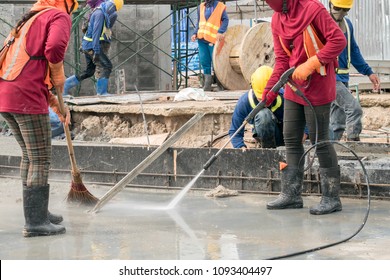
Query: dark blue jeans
77,41,113,81
198,39,214,75
253,108,284,147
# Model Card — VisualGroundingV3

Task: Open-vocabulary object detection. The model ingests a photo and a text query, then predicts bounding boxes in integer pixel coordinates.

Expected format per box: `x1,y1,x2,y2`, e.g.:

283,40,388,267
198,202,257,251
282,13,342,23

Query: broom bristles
67,172,99,205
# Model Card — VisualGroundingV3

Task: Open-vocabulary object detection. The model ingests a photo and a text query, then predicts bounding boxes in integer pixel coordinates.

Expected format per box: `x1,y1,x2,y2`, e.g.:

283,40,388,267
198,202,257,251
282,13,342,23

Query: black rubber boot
267,166,304,209
48,211,63,224
23,185,66,237
310,166,342,215
214,75,225,92
203,74,213,91
23,184,63,224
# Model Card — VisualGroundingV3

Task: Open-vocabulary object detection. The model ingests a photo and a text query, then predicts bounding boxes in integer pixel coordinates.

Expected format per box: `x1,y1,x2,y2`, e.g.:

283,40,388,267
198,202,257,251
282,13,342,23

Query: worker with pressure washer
229,66,285,149
0,0,79,237
64,0,123,96
328,0,381,142
263,0,347,215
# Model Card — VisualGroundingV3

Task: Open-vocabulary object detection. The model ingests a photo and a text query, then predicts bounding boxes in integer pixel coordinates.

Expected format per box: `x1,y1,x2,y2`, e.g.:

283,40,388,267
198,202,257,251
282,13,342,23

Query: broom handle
56,91,80,175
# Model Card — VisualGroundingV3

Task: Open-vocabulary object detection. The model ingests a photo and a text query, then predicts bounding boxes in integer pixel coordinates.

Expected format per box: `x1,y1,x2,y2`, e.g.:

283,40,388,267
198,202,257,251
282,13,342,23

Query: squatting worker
229,66,285,149
64,0,123,96
262,0,347,215
191,0,229,91
328,0,381,142
0,0,78,237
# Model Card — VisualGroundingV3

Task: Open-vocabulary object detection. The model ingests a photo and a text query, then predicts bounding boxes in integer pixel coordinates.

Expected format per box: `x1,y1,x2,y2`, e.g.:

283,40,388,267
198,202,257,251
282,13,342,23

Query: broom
56,91,99,205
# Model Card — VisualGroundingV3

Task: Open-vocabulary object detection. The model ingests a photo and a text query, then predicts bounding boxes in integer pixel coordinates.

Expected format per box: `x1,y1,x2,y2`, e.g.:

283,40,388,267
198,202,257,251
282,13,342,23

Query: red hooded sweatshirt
0,7,71,114
265,0,346,106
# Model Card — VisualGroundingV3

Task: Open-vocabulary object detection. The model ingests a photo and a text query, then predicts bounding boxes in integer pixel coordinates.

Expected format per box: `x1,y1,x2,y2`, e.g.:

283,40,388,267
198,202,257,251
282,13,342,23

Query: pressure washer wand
166,100,266,209
167,68,298,209
203,67,296,169
203,100,267,170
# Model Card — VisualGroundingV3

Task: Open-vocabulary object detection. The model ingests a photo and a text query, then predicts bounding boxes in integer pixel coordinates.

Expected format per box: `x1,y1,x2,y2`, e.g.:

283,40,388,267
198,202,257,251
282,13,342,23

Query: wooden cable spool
213,22,275,90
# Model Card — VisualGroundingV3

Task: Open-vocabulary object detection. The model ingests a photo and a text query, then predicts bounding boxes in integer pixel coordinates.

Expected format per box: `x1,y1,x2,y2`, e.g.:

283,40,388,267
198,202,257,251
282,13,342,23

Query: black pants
283,99,338,169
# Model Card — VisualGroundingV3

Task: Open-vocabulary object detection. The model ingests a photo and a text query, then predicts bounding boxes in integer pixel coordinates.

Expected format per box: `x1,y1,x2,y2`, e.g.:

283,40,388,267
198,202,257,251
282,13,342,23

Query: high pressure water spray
166,68,295,209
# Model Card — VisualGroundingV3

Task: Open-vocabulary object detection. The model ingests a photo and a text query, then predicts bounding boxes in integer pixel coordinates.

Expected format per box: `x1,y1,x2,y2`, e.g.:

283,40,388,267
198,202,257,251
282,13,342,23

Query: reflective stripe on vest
83,23,107,41
279,24,326,76
248,89,282,113
197,2,225,44
304,25,326,76
0,9,51,83
83,8,107,42
336,18,351,74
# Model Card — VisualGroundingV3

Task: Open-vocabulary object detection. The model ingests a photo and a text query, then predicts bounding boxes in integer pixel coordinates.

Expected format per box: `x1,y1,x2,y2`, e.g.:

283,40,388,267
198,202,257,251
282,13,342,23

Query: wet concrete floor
0,177,389,260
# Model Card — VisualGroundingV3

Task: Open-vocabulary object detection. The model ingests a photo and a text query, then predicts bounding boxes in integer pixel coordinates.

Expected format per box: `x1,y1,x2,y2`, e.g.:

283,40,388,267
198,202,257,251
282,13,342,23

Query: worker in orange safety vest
191,0,229,91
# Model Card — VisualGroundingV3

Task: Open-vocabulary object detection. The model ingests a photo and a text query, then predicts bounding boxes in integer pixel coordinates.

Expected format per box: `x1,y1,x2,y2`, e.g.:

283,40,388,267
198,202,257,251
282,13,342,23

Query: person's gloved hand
49,62,65,89
262,88,278,107
292,55,322,81
48,93,71,126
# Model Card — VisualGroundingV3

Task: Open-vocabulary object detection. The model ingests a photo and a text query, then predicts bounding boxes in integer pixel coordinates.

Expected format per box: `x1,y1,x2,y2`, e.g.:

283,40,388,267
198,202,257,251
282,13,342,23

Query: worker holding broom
262,0,347,215
0,0,79,237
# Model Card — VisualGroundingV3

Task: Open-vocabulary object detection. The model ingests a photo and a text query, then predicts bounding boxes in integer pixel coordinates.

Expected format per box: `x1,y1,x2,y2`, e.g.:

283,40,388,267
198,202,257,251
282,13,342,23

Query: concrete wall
0,4,173,95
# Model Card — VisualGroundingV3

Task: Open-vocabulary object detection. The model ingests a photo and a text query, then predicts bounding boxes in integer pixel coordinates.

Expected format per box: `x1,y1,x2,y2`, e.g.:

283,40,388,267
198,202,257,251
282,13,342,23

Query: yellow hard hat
251,66,273,99
110,0,123,11
330,0,354,9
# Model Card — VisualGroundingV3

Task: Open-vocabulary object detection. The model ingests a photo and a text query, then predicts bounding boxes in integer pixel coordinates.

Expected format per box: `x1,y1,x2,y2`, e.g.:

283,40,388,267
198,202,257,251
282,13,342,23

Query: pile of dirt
74,115,168,142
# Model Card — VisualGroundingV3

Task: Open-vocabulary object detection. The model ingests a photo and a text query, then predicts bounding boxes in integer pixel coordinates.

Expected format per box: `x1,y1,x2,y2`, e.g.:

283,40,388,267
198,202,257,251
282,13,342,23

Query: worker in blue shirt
229,66,285,149
328,0,380,141
191,0,229,91
64,0,123,96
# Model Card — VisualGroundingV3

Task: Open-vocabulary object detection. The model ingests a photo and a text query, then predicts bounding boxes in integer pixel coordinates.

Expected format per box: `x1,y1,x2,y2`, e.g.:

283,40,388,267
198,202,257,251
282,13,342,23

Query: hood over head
265,0,286,13
31,0,79,14
87,0,105,9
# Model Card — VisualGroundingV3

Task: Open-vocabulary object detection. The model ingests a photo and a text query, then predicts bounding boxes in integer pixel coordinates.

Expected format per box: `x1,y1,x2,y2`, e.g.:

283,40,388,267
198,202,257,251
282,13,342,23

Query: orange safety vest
279,24,326,76
197,2,226,44
0,8,52,86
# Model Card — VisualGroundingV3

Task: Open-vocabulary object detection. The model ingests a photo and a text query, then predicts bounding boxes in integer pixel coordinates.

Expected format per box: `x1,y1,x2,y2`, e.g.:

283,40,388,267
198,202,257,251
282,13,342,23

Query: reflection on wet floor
0,178,389,260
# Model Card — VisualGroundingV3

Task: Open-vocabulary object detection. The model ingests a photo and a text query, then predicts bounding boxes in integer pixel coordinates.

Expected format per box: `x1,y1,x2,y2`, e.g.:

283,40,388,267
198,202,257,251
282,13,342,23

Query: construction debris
205,185,239,198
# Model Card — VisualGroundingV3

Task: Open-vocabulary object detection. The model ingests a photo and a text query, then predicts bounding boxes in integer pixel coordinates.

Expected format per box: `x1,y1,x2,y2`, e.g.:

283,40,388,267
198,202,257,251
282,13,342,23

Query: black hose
267,78,371,260
267,140,371,260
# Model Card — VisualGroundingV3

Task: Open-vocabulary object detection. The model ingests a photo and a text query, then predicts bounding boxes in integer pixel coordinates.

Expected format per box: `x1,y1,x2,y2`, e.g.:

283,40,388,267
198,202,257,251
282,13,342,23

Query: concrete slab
0,177,389,260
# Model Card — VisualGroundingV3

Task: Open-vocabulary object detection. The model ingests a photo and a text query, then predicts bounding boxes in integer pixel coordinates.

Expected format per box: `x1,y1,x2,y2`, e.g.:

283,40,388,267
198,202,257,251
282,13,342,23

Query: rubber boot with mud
23,184,63,224
96,78,112,96
214,75,225,92
48,211,63,224
23,185,66,237
203,74,213,91
64,75,80,96
310,166,342,215
267,166,304,209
